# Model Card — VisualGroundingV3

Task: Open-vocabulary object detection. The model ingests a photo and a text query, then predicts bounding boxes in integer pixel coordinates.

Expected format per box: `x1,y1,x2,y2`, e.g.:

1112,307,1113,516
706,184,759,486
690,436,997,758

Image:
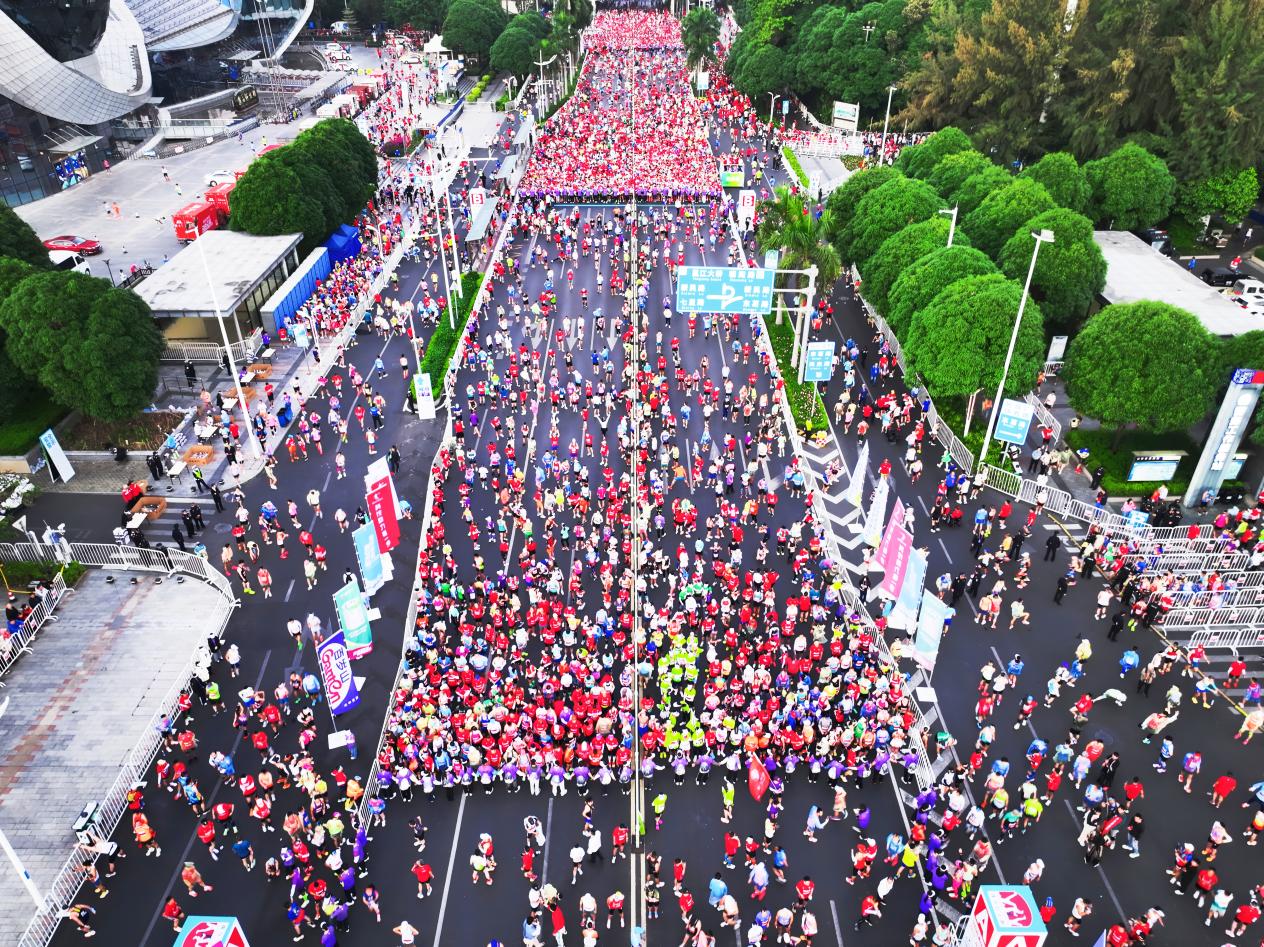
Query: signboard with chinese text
994,398,1034,446
676,265,776,314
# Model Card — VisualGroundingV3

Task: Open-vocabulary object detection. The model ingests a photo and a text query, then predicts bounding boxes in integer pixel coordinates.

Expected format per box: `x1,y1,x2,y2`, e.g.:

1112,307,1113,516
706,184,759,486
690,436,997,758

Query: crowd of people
520,15,720,199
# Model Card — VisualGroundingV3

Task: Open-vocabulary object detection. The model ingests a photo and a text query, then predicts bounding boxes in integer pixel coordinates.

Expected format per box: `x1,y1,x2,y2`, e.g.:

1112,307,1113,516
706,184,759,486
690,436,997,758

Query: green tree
290,128,375,225
1218,331,1264,446
1064,301,1217,442
888,244,997,338
1175,167,1261,227
733,42,791,99
843,175,944,267
1051,0,1183,162
906,273,1046,398
998,208,1106,329
491,27,539,77
1167,0,1264,182
1019,152,1091,215
962,177,1055,260
953,165,1012,215
927,149,992,204
900,0,1081,161
442,0,509,65
860,216,958,318
1084,142,1176,229
229,158,328,254
756,186,842,322
683,8,722,71
306,118,378,189
0,258,37,416
896,125,973,180
0,204,51,269
509,11,551,40
386,0,448,32
0,272,162,421
824,165,901,252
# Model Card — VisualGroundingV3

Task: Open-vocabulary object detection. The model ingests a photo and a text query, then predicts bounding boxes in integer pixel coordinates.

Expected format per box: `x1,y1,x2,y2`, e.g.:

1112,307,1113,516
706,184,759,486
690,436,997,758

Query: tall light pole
193,230,263,460
533,52,557,114
979,229,1055,465
879,84,897,164
939,205,958,247
767,92,777,126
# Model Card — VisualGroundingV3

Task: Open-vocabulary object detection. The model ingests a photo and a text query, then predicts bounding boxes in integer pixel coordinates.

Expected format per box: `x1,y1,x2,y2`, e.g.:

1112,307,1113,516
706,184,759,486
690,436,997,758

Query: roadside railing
0,570,70,684
1024,391,1061,445
161,328,264,364
0,542,236,947
1160,603,1264,631
1186,626,1264,650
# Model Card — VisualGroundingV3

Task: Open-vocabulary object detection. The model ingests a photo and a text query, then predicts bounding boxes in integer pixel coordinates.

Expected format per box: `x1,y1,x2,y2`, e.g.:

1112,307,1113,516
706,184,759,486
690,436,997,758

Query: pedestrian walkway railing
1160,603,1264,632
977,463,1136,534
161,328,265,364
0,542,236,947
1186,627,1264,650
1155,581,1264,610
0,569,70,684
1023,391,1061,445
1120,547,1251,573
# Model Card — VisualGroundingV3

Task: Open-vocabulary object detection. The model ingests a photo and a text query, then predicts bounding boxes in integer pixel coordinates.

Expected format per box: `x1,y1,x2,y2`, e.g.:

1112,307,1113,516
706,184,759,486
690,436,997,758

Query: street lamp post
767,92,777,126
939,205,959,247
978,229,1055,465
533,52,557,114
879,85,897,165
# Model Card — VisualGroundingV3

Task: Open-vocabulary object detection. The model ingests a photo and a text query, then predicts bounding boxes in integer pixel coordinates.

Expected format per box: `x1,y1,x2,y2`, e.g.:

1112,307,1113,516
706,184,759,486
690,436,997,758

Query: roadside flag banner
844,441,868,507
748,756,770,800
861,476,889,547
316,630,360,716
333,578,374,657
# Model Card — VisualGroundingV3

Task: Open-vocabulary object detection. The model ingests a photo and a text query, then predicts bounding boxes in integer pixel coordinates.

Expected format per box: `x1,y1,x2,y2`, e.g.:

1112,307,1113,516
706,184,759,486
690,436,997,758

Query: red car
43,234,101,255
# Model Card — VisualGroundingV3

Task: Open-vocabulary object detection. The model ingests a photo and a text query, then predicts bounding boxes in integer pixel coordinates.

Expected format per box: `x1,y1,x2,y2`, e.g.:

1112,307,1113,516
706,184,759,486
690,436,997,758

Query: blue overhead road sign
676,265,776,314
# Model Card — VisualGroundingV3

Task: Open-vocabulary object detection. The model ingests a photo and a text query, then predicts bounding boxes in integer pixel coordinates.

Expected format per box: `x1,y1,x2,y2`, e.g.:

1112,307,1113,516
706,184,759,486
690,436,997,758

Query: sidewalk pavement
0,570,225,943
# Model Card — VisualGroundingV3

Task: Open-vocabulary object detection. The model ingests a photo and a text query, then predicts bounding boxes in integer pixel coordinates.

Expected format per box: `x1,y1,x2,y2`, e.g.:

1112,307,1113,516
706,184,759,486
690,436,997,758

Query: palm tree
682,8,721,73
756,186,841,322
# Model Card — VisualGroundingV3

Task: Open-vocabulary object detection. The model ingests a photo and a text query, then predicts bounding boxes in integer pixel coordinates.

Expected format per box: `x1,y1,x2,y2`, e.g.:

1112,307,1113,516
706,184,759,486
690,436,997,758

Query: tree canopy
682,8,721,71
229,119,376,254
386,0,449,32
0,203,51,269
1018,152,1092,215
842,175,944,267
824,165,901,251
926,149,993,205
0,258,38,417
897,125,974,180
442,0,509,64
961,177,1055,260
490,26,540,77
998,208,1106,330
1175,167,1260,226
860,216,958,318
1084,142,1177,229
887,244,998,339
1064,301,1218,436
0,272,162,421
757,186,841,316
952,165,1013,215
906,273,1046,399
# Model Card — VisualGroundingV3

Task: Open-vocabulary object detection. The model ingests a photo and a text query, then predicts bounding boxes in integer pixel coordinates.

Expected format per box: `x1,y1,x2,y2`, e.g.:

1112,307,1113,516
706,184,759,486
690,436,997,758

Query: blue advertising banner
352,523,384,596
914,591,954,670
892,548,927,626
676,265,776,314
316,631,360,716
333,578,373,658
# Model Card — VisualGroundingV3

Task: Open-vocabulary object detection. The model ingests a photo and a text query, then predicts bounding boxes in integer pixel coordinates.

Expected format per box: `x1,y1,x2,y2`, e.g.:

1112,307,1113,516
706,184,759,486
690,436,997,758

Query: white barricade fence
1024,391,1061,445
1187,626,1264,650
0,570,69,683
1160,604,1264,631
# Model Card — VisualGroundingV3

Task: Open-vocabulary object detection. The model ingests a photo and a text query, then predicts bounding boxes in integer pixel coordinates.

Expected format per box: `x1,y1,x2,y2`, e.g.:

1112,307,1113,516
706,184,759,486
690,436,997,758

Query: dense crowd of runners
40,9,1264,947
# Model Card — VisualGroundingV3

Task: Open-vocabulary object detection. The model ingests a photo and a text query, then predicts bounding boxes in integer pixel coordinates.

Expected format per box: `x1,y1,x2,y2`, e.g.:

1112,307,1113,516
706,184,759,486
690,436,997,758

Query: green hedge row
466,73,495,103
765,309,829,433
782,147,809,189
421,270,486,399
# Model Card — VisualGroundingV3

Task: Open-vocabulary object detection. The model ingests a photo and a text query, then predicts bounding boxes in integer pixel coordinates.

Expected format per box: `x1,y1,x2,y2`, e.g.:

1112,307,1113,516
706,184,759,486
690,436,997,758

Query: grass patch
0,559,87,591
0,391,69,456
1164,216,1201,255
765,309,829,434
60,411,186,451
1066,427,1199,497
421,271,486,399
781,147,809,189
